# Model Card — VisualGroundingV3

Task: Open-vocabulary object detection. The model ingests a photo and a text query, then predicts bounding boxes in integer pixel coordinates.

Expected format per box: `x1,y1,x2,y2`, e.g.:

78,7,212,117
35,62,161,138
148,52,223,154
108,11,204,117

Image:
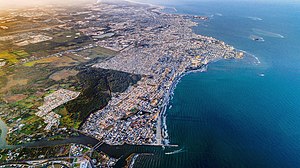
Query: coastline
159,63,212,146
84,0,244,147
126,153,154,168
155,4,241,146
3,0,300,167
157,4,246,146
0,0,244,152
0,0,251,167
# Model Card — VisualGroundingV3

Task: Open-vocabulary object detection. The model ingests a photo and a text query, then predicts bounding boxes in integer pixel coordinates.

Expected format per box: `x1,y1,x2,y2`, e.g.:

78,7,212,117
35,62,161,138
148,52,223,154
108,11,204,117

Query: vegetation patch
23,57,61,67
0,75,28,93
10,50,30,58
77,46,118,59
3,94,27,103
0,51,19,65
65,68,141,122
49,69,79,81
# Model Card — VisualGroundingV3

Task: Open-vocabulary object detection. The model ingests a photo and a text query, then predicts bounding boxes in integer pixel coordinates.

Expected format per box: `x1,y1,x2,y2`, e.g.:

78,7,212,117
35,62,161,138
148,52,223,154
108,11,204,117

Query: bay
132,1,300,167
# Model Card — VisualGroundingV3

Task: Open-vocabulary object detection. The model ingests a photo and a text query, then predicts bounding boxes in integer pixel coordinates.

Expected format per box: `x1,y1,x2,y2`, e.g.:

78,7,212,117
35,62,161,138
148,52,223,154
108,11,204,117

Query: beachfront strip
81,2,243,146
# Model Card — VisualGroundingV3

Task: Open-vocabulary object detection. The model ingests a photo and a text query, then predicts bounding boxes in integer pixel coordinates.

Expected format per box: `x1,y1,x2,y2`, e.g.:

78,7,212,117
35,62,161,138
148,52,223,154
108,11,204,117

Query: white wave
164,130,168,136
199,65,208,72
166,7,177,12
129,154,139,168
249,35,265,42
163,116,167,128
215,13,223,16
252,28,284,38
238,49,261,64
165,148,186,155
164,139,170,145
247,16,263,21
252,55,261,64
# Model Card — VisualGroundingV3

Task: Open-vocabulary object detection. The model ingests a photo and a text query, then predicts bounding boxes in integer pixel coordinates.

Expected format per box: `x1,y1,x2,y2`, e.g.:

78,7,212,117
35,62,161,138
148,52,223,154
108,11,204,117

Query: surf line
165,148,186,155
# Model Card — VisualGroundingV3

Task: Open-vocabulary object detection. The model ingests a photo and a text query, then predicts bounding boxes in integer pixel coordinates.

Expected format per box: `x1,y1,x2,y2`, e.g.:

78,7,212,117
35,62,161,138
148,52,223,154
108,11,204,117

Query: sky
0,0,299,9
0,0,96,9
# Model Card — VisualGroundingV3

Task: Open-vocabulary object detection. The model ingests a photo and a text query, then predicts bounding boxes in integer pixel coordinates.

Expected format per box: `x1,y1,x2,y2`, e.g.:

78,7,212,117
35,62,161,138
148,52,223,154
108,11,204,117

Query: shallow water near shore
131,1,300,168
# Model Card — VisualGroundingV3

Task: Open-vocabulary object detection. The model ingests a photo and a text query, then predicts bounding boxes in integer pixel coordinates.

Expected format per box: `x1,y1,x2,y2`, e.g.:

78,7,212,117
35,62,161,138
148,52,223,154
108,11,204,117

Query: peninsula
82,0,243,146
0,0,243,167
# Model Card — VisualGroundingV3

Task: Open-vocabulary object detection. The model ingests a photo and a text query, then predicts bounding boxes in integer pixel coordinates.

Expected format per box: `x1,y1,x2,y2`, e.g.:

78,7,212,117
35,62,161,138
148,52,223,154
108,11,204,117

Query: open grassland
55,106,81,129
50,69,79,81
0,75,28,93
51,30,81,43
22,34,93,57
0,70,5,76
0,50,30,65
3,94,27,103
23,56,61,67
77,46,118,59
23,55,82,67
10,50,30,58
0,17,61,36
0,51,19,64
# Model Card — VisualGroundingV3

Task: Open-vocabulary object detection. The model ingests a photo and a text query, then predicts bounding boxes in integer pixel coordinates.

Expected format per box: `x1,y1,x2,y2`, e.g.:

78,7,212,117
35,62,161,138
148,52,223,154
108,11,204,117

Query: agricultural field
0,5,141,149
77,46,119,59
0,50,30,65
0,40,136,145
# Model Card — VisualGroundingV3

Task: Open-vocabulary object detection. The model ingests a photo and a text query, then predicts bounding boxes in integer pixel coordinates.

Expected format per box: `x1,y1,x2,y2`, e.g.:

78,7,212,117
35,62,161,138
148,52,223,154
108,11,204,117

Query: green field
0,51,19,64
0,50,30,65
77,46,118,59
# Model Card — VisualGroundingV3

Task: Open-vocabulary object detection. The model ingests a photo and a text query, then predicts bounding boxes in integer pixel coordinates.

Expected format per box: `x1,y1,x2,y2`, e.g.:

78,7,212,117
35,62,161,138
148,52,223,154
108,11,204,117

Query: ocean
131,0,300,167
1,1,300,167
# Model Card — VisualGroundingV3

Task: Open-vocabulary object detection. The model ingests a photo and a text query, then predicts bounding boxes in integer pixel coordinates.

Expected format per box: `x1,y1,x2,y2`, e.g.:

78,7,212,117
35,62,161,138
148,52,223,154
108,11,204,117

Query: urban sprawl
82,1,243,146
0,0,243,167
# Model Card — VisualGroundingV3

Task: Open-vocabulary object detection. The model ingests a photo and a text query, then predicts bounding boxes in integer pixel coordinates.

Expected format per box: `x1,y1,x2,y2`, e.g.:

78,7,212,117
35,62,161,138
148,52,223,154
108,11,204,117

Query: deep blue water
133,1,300,168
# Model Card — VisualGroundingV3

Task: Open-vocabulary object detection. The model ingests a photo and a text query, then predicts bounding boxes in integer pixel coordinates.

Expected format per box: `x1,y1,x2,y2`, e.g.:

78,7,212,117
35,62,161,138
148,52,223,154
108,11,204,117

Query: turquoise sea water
132,1,300,167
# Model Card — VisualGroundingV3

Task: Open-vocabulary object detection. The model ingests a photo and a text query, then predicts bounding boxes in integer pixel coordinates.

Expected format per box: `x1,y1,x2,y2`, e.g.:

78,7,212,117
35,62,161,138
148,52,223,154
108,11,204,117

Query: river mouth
1,131,168,168
0,119,8,148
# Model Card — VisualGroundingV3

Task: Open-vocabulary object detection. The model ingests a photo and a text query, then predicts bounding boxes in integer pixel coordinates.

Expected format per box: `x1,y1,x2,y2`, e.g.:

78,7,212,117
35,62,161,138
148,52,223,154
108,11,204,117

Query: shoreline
0,1,248,167
158,52,260,147
158,63,210,146
84,0,244,147
0,0,245,149
126,153,154,168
